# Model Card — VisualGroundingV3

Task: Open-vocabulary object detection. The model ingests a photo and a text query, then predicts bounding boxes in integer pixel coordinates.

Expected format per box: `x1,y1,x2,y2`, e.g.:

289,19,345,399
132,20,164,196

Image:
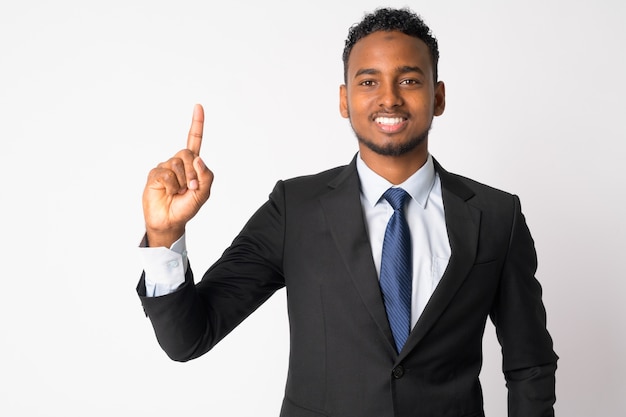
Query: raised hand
142,104,214,247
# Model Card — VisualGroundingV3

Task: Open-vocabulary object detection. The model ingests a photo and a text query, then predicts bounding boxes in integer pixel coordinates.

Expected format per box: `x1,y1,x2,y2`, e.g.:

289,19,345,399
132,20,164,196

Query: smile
374,116,407,133
375,116,405,126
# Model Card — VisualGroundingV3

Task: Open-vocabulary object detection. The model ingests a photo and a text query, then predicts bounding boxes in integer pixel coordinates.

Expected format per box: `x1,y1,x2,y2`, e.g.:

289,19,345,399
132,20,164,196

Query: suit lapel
319,157,481,360
398,160,481,362
319,157,398,355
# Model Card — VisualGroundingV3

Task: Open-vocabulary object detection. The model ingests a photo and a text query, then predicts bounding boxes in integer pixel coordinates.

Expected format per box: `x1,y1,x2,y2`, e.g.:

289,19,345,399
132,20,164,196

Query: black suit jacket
139,157,557,417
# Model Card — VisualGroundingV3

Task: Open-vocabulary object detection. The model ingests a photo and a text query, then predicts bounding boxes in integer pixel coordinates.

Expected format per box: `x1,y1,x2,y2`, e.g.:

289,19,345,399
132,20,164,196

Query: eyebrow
354,65,425,79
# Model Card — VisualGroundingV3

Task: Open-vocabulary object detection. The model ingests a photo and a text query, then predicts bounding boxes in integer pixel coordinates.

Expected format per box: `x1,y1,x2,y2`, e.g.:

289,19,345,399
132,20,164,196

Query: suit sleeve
137,181,287,362
489,195,558,417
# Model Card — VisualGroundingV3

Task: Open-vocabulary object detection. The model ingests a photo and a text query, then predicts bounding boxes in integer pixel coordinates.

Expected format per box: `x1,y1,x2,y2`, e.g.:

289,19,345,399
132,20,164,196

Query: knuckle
175,149,193,158
167,158,185,174
151,167,176,180
149,166,167,178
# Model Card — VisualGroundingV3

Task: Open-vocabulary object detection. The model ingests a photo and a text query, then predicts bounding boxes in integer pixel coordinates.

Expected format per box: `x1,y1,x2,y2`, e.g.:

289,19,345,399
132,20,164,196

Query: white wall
1,0,624,415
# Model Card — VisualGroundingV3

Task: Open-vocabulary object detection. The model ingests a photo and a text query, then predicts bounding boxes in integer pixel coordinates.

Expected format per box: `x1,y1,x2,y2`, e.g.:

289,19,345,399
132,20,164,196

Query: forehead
347,30,432,77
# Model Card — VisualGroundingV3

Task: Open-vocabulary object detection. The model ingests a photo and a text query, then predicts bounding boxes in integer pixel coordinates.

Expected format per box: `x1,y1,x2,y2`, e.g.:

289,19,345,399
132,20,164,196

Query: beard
353,126,430,157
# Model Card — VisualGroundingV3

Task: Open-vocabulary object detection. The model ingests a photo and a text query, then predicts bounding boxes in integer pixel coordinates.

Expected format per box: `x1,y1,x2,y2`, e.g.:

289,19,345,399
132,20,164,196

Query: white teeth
375,117,404,125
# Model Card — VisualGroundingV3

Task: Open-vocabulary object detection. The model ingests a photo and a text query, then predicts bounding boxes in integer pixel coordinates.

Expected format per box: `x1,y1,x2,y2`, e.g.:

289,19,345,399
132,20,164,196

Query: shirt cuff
139,233,188,297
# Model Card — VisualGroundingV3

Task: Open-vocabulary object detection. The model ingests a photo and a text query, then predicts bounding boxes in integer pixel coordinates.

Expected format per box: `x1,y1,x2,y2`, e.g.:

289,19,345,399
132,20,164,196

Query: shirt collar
356,153,436,209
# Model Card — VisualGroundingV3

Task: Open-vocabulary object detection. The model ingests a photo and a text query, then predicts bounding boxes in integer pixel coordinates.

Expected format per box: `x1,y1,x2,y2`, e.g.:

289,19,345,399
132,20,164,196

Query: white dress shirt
139,153,451,327
356,154,450,327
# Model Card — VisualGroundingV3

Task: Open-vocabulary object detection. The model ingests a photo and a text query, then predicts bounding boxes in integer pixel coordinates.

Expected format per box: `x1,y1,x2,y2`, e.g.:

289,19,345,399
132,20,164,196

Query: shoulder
435,160,520,213
260,158,360,216
278,160,357,198
448,171,514,197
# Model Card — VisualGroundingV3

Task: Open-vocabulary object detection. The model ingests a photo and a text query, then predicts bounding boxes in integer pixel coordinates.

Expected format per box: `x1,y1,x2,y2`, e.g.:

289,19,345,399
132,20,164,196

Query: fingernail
189,179,198,190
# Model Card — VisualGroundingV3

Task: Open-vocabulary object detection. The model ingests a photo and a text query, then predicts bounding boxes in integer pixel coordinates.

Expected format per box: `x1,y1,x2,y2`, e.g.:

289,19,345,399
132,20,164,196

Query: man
138,7,557,417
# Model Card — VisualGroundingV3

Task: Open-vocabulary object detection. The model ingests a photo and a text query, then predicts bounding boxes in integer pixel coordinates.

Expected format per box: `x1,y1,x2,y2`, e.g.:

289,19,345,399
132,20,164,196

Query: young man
138,8,557,417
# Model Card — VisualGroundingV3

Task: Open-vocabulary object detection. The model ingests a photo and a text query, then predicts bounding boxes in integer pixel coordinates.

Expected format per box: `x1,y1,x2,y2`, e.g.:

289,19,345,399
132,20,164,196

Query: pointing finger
186,103,204,155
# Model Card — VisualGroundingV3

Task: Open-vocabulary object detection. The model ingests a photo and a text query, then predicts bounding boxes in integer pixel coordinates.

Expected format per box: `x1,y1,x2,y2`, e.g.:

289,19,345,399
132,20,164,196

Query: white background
1,0,624,415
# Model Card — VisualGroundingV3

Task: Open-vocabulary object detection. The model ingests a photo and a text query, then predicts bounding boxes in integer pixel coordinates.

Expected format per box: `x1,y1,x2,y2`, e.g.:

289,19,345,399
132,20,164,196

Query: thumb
193,156,214,202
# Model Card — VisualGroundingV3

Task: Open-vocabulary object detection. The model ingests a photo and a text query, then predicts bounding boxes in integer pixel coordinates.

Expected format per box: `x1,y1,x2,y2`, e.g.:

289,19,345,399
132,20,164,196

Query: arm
137,104,214,355
137,105,285,360
139,181,286,361
490,195,558,417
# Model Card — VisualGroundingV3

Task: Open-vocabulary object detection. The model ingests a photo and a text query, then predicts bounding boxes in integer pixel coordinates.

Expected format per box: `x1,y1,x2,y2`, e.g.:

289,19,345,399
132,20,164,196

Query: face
340,31,445,158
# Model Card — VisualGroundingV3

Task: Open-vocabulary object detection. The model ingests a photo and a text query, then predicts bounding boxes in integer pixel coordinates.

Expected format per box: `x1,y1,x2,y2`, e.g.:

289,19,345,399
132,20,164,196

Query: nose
379,81,403,109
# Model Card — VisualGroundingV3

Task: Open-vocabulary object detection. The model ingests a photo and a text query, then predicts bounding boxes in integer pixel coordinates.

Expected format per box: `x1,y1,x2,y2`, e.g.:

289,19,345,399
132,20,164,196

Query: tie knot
383,187,410,211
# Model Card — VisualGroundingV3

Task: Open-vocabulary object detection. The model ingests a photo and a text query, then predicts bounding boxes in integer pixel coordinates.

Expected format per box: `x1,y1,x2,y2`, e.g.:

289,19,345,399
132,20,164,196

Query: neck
359,146,429,185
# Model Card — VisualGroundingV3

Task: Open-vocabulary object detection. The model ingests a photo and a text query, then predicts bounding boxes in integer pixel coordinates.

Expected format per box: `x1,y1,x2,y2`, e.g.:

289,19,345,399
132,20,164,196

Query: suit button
392,366,405,379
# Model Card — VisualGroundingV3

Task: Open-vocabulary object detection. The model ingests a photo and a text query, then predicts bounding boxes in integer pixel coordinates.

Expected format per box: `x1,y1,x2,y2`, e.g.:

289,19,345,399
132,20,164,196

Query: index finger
186,103,204,155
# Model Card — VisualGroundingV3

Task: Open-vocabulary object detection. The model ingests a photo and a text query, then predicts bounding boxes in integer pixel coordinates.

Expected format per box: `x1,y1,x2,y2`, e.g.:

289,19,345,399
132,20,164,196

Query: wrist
145,226,185,248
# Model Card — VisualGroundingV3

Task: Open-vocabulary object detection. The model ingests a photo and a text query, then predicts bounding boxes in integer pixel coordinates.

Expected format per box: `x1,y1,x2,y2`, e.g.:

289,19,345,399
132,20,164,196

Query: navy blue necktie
380,187,412,353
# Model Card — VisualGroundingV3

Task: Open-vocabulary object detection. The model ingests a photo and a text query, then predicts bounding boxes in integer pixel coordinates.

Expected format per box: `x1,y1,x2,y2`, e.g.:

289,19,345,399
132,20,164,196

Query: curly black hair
342,7,439,84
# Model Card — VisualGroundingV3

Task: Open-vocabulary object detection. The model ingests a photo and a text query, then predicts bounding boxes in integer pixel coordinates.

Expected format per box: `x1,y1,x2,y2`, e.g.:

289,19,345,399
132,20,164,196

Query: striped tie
380,187,412,353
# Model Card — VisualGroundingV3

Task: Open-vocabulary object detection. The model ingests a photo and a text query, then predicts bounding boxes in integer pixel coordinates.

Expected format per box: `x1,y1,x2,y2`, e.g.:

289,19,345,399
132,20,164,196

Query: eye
359,80,376,86
400,78,422,86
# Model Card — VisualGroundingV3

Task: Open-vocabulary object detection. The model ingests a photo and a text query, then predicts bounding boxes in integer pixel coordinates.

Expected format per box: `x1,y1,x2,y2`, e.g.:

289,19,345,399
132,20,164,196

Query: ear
434,81,446,116
339,84,349,118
